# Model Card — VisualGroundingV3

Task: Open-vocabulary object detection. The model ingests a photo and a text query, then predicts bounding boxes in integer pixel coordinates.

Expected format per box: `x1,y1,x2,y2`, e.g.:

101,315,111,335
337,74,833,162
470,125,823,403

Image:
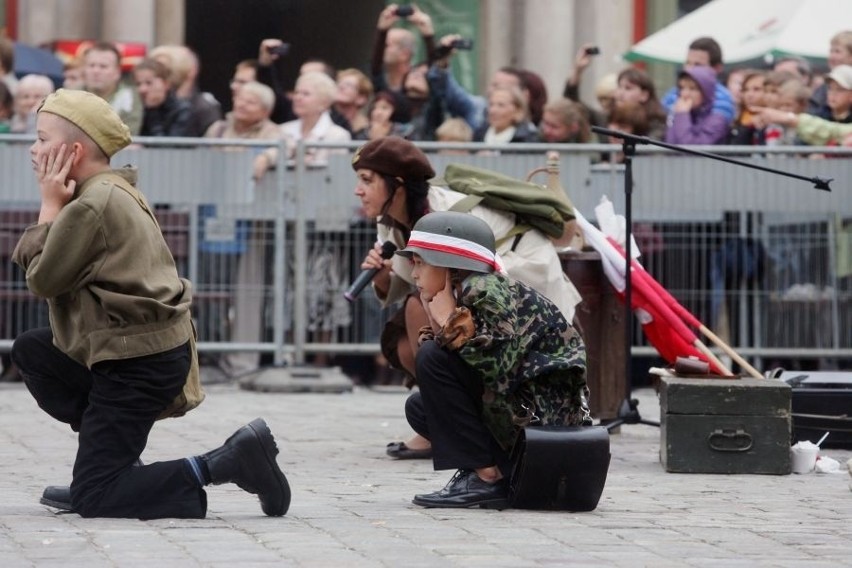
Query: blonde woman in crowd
279,71,351,167
473,85,539,144
279,71,353,366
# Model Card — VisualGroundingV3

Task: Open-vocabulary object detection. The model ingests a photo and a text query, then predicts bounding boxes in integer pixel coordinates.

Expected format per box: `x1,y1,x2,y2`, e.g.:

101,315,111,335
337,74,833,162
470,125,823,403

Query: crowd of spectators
0,10,850,385
1,11,850,150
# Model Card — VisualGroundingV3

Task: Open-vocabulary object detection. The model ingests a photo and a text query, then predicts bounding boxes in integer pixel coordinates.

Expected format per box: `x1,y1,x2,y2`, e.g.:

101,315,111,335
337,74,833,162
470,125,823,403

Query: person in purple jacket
665,66,730,145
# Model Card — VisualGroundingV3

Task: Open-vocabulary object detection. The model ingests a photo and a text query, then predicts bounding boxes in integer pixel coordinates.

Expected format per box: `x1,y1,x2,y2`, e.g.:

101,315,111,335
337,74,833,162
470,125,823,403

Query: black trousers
407,340,510,473
12,327,207,519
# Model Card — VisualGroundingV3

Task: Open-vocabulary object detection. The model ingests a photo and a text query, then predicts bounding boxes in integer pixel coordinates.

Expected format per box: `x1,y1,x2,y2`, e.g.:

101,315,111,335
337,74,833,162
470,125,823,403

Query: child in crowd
774,79,812,145
728,70,765,145
435,117,473,143
395,211,589,509
435,117,473,154
761,71,794,111
665,66,729,145
825,64,852,124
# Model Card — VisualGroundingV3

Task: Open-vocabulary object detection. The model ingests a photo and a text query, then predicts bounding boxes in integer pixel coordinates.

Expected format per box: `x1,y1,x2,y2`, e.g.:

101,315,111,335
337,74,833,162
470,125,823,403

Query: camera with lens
395,4,414,17
435,38,474,58
266,43,291,56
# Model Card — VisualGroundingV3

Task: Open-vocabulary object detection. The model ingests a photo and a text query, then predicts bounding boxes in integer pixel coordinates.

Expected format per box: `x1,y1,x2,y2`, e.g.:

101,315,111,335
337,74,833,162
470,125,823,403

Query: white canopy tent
624,0,851,66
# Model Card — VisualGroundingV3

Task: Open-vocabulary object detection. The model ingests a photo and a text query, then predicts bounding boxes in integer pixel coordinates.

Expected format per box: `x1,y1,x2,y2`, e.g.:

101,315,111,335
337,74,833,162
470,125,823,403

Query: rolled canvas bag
509,425,610,511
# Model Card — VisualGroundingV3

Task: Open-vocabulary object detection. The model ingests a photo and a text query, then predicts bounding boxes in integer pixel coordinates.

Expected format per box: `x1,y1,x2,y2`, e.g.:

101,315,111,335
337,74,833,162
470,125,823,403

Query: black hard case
780,371,852,448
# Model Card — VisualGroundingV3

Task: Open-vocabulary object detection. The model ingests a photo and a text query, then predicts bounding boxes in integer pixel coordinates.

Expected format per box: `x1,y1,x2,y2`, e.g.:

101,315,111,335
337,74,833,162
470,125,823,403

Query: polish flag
575,210,728,374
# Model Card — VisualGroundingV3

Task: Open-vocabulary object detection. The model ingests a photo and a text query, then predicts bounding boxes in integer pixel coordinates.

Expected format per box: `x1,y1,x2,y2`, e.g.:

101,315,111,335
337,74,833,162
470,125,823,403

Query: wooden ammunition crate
660,377,792,474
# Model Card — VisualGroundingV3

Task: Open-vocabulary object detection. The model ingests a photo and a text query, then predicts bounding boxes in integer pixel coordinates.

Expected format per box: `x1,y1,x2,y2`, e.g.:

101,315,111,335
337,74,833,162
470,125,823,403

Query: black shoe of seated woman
386,441,432,459
412,469,510,509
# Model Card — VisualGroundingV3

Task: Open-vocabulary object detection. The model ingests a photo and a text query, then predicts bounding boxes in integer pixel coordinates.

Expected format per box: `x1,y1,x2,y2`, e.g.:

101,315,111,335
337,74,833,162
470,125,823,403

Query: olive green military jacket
13,168,194,368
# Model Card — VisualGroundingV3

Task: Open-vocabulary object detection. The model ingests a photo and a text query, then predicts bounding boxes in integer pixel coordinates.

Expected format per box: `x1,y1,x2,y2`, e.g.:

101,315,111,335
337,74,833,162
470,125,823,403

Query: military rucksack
435,163,576,247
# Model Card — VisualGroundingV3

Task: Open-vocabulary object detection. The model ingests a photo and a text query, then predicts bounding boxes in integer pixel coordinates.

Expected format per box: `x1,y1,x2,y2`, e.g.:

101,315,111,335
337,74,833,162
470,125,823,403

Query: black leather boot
201,418,291,516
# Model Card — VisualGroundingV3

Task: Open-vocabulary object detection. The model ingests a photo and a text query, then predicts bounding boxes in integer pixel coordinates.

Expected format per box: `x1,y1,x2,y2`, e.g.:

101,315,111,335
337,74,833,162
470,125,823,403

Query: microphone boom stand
589,126,832,433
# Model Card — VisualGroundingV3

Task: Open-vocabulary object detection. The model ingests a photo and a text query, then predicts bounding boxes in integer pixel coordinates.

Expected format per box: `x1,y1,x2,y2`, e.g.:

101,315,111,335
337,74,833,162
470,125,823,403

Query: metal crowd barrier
1,136,850,372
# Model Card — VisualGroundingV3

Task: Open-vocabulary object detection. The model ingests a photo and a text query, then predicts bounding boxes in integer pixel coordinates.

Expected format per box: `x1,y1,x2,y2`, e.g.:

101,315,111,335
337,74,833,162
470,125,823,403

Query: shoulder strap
448,194,483,213
497,224,530,249
450,194,532,249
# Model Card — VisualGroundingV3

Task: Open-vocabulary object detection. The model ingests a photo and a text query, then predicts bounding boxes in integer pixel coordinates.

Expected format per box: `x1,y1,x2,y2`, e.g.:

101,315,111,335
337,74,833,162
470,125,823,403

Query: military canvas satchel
437,163,576,242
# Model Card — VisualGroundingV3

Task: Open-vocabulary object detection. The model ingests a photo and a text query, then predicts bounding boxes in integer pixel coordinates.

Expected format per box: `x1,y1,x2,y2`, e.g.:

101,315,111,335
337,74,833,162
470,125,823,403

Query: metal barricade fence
1,136,850,371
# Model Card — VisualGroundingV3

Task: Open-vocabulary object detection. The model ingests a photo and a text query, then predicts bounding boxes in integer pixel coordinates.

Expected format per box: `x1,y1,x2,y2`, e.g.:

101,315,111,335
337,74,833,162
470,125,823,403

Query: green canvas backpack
435,163,576,247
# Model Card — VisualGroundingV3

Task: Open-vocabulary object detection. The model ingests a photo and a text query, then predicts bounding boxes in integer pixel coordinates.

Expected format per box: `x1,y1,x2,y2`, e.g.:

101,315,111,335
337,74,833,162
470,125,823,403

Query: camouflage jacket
429,272,589,451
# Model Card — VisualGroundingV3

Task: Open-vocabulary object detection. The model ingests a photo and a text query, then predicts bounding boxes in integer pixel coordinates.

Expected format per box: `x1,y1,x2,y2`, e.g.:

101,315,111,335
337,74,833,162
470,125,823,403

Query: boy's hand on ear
426,271,457,328
37,144,77,224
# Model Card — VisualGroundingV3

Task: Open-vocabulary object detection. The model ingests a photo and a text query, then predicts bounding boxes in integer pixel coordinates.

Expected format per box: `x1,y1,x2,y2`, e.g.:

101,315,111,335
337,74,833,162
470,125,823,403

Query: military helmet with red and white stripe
396,211,504,274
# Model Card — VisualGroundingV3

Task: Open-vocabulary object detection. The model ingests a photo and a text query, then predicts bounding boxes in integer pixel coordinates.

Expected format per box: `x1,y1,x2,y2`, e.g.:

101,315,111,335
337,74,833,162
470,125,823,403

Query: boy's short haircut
688,36,723,67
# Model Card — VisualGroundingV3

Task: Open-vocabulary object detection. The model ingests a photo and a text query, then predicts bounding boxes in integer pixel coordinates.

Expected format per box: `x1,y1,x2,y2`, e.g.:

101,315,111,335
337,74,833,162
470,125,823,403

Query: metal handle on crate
707,428,753,452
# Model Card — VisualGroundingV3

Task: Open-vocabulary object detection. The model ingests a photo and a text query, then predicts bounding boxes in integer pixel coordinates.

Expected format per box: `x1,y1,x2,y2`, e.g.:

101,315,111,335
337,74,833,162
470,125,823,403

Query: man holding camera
372,4,436,93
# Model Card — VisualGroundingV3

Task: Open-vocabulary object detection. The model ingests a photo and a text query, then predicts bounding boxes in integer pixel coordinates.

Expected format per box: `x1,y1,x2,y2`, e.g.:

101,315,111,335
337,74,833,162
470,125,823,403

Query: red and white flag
575,209,727,374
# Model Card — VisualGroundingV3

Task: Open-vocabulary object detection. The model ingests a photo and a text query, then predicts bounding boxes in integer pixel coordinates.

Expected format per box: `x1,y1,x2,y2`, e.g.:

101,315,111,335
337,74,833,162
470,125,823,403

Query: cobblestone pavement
1,377,850,567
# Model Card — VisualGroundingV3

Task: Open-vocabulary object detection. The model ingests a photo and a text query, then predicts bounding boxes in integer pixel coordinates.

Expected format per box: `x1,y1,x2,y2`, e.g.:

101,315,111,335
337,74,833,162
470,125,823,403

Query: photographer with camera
426,34,486,134
255,38,297,124
561,43,612,135
372,4,437,94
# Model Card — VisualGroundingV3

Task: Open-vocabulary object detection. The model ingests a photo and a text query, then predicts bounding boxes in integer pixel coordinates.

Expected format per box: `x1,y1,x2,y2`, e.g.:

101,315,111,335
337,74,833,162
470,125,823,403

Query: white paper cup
790,444,819,474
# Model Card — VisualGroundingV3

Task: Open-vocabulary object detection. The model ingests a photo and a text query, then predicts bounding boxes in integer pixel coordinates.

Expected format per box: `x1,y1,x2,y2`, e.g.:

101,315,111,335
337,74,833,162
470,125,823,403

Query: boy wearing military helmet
396,211,590,508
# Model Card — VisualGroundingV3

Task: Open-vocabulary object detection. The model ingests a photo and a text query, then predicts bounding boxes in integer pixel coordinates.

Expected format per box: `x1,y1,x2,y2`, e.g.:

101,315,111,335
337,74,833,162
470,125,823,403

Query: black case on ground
509,425,610,511
780,371,852,448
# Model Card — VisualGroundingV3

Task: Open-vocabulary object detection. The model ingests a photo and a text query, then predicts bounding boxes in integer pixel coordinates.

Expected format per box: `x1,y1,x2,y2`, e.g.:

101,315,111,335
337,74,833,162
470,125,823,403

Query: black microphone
344,241,398,302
